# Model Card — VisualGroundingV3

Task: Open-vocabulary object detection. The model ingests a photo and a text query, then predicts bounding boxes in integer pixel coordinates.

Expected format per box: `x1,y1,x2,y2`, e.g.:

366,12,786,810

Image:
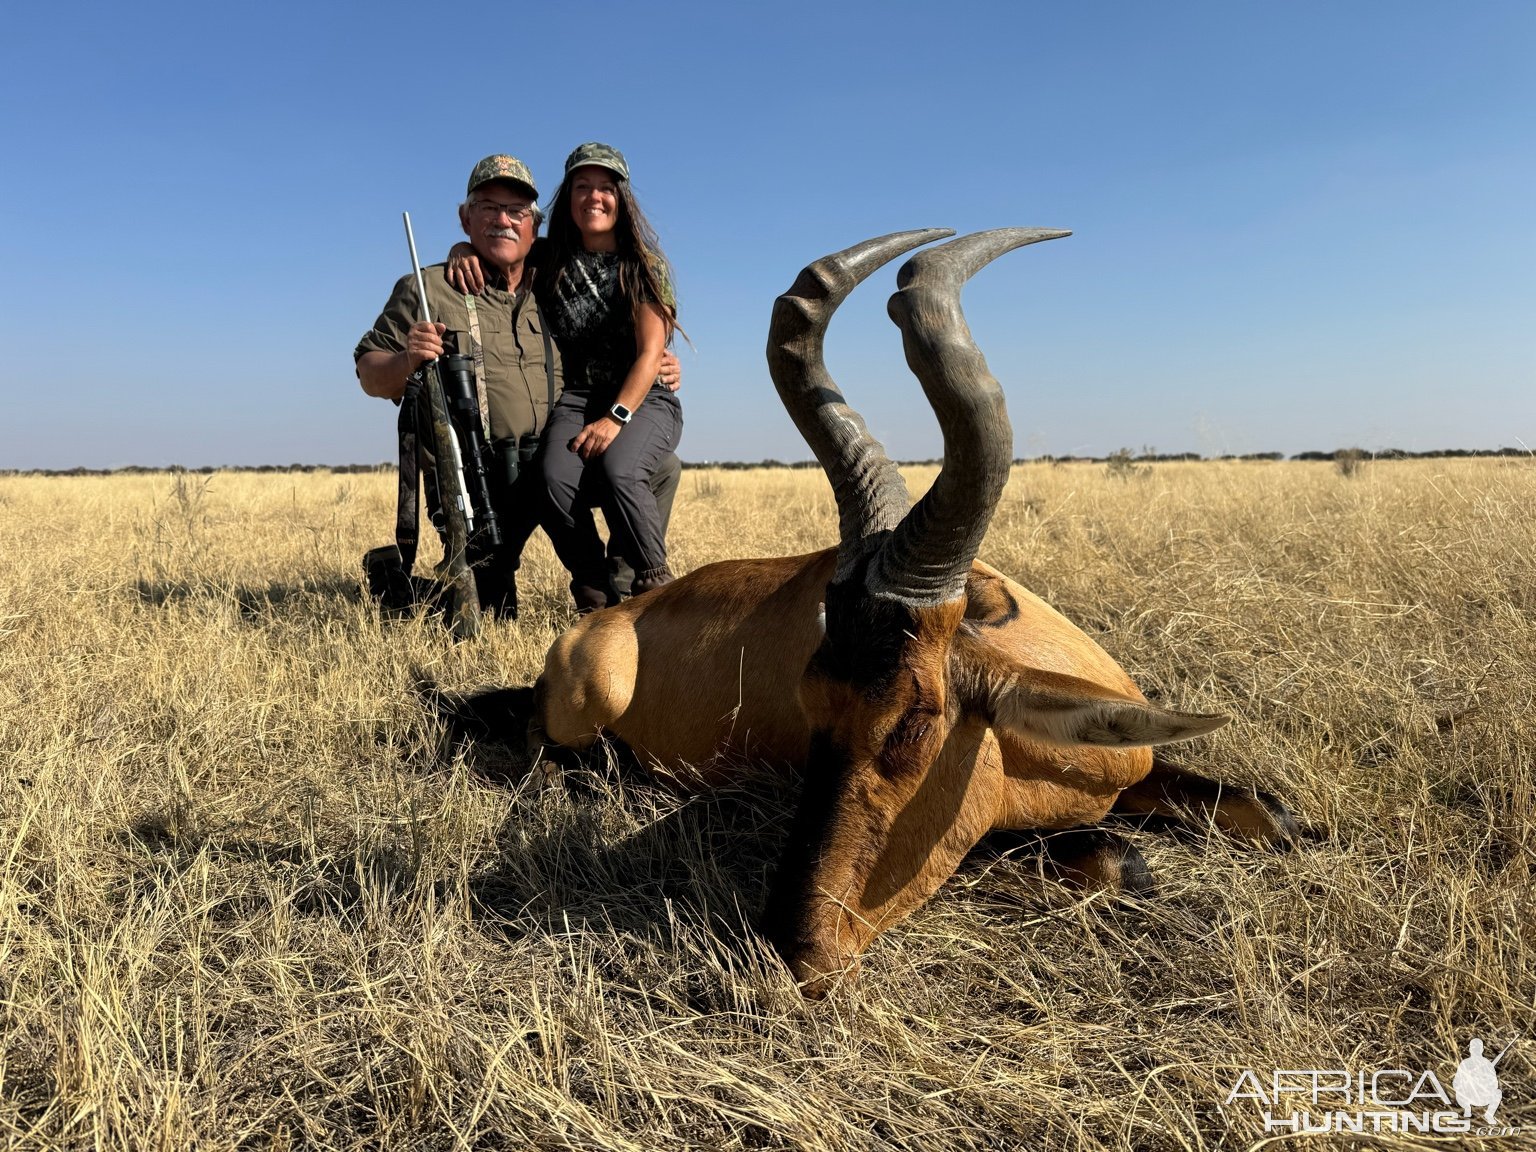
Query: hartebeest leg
1111,755,1299,846
763,719,1005,997
984,827,1155,895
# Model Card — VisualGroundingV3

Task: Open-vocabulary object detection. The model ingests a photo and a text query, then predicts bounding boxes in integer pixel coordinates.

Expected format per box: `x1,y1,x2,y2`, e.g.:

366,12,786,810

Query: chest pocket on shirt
474,302,507,335
519,310,549,366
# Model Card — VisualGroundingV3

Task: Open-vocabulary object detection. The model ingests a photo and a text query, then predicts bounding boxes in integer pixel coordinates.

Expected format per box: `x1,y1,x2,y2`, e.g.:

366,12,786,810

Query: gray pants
608,452,679,594
543,390,683,602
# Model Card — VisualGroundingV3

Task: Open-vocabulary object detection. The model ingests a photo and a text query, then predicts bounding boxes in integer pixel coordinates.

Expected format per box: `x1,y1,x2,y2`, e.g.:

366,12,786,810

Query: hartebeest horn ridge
870,227,1072,605
767,229,955,580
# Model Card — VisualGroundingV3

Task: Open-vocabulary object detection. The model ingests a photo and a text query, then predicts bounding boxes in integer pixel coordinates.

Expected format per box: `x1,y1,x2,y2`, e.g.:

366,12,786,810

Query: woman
539,142,682,607
452,142,682,610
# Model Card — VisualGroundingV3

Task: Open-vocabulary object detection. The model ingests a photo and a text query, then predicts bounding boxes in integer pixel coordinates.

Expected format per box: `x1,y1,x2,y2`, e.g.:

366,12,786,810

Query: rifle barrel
402,212,435,326
399,210,480,637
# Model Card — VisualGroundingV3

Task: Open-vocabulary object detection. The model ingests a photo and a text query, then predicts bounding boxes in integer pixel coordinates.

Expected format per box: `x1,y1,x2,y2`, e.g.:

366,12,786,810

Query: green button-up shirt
355,260,562,442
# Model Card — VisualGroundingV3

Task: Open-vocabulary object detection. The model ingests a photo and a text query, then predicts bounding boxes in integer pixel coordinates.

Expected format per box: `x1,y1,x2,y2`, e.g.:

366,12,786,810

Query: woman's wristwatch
609,403,633,425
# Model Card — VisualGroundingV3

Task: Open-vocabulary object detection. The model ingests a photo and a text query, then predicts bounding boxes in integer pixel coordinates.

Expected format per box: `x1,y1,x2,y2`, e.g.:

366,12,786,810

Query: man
355,155,679,616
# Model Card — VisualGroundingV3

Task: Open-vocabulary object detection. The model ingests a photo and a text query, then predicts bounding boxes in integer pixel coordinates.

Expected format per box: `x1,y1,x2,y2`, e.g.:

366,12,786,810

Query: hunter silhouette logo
1224,1037,1521,1137
1454,1038,1508,1124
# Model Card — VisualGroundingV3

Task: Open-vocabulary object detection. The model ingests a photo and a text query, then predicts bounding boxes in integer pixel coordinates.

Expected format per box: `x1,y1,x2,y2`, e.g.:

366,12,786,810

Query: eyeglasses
470,200,536,222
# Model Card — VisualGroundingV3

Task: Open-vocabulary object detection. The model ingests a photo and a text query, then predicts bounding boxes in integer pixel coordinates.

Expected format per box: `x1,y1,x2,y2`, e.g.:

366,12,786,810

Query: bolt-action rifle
402,211,486,639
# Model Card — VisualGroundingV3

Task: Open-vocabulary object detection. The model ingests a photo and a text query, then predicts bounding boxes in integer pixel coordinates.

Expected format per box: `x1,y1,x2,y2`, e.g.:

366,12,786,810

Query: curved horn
767,229,954,578
868,227,1071,605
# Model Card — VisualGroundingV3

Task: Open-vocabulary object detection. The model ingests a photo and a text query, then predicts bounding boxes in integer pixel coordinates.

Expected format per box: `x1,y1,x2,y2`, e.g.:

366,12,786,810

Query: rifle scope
437,332,502,550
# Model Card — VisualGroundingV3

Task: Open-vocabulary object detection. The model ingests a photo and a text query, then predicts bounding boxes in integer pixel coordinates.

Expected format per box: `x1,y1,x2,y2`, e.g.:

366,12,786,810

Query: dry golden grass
0,459,1531,1150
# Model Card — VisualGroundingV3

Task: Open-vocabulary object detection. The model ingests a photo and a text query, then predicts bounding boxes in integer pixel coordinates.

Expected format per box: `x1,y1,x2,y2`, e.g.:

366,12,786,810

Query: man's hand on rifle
405,321,448,372
356,321,449,400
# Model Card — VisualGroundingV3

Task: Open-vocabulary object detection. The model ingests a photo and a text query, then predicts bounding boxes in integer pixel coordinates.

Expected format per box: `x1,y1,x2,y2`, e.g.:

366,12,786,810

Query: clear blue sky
2,1,1531,468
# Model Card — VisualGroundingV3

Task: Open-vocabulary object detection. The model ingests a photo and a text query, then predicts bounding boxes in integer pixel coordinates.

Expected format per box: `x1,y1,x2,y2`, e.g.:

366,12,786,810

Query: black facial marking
761,729,853,955
807,570,921,694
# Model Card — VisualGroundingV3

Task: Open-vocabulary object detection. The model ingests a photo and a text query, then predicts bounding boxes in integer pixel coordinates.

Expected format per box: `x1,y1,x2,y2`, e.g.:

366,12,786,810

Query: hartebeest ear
990,675,1230,747
952,635,1229,747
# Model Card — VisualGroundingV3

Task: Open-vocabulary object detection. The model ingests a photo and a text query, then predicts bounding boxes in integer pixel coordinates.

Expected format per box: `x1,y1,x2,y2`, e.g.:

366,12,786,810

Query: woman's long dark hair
538,170,679,337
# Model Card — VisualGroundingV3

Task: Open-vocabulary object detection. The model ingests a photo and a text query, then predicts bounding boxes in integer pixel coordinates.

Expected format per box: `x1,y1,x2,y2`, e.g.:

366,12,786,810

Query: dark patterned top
540,248,673,404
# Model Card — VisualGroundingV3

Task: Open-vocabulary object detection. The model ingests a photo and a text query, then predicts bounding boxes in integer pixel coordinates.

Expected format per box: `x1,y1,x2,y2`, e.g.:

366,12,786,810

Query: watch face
611,403,632,423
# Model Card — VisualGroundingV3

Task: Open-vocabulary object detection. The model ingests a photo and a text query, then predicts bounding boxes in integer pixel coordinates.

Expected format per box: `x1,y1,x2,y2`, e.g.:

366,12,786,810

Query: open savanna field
1,458,1532,1151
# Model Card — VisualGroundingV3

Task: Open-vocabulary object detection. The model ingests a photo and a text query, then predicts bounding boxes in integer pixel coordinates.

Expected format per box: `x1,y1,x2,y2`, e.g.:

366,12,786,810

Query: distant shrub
1105,448,1152,481
1335,447,1368,477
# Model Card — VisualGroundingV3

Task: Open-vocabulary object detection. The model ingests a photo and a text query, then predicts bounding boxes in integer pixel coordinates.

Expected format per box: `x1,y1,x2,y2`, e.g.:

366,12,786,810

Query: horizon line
4,446,1533,478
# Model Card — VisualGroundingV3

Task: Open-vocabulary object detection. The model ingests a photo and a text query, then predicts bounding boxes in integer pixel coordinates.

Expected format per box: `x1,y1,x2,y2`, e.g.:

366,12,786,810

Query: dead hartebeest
526,228,1297,994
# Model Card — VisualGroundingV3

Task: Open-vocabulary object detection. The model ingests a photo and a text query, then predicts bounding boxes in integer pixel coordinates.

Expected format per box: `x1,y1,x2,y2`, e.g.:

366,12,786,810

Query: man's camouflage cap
466,155,538,198
564,142,629,181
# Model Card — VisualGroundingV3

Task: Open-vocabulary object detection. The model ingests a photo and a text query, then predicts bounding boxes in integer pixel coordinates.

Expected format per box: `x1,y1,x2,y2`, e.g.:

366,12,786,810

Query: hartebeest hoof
1039,828,1156,896
415,681,553,786
984,827,1157,897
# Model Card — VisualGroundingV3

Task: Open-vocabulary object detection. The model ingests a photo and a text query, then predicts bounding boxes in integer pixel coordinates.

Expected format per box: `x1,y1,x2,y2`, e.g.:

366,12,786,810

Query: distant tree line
1027,447,1530,465
2,447,1529,477
0,463,397,478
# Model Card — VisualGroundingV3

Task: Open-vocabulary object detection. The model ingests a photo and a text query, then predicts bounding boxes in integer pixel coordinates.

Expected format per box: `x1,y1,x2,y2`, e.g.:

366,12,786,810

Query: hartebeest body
529,229,1296,993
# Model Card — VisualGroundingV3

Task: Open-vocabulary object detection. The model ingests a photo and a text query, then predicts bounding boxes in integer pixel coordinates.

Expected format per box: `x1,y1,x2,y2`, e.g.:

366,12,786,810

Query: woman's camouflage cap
564,142,629,181
466,155,538,198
